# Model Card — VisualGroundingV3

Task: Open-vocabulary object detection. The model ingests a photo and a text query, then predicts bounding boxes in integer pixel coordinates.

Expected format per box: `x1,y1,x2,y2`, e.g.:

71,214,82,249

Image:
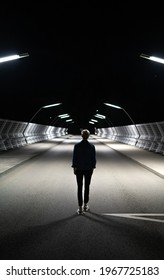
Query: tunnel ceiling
1,4,164,133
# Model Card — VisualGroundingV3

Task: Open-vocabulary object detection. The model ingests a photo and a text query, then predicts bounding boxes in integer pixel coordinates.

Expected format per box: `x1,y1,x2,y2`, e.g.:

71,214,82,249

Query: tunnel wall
0,118,67,151
96,121,164,155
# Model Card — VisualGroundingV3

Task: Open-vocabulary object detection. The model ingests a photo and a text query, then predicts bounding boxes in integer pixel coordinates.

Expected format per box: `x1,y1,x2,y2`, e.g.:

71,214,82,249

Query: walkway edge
95,137,164,179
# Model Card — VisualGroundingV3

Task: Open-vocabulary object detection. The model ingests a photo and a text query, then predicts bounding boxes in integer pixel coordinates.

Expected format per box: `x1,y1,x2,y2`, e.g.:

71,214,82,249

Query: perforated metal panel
0,118,67,151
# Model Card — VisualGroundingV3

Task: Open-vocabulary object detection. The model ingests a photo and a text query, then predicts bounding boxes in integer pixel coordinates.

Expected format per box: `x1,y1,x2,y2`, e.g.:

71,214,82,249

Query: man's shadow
1,211,164,260
0,214,78,260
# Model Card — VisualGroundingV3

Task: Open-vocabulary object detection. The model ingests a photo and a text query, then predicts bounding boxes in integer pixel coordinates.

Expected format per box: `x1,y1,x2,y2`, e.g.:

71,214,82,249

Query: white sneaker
77,206,84,215
84,204,89,212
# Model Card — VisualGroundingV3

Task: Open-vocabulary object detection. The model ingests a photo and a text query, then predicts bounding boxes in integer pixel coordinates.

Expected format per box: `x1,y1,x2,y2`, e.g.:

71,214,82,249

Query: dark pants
75,169,93,206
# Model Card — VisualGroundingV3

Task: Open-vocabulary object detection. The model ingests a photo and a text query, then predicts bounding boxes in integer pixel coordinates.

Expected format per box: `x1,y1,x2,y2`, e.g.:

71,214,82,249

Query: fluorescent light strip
0,53,29,63
140,53,164,64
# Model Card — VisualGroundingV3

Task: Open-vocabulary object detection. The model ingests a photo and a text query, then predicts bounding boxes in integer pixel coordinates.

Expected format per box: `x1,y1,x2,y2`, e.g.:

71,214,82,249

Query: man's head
81,129,90,140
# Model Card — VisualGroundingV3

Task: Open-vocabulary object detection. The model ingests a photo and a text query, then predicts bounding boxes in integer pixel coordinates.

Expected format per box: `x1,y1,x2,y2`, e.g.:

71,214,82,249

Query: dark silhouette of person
72,129,96,214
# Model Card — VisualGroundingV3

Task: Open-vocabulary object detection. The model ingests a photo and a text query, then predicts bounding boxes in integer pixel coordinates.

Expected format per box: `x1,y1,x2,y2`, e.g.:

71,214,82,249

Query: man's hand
73,168,77,175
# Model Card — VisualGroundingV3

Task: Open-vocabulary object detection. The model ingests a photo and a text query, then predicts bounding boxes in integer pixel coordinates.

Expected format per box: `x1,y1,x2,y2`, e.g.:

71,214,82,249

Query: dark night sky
0,3,164,133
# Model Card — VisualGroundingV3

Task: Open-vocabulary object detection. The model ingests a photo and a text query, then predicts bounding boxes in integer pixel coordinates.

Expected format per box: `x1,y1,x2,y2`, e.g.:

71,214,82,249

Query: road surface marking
102,213,164,223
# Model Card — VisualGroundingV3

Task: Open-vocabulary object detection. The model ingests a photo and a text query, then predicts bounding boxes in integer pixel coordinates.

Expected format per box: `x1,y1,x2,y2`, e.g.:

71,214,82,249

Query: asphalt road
0,136,164,260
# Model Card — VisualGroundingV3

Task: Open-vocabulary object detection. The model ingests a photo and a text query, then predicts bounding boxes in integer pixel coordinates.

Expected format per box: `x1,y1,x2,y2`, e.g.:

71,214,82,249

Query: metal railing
96,121,164,155
0,118,67,151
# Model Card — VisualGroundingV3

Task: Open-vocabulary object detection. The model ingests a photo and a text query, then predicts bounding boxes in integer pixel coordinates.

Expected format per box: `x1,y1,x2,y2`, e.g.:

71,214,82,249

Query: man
72,129,96,215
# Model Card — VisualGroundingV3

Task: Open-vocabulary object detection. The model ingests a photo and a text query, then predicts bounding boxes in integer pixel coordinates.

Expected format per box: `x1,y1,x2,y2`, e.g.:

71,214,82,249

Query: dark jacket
72,140,96,170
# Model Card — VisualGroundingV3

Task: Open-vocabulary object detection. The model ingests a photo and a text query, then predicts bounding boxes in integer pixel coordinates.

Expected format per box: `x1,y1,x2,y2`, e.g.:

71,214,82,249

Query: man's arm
92,145,96,168
72,145,78,174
